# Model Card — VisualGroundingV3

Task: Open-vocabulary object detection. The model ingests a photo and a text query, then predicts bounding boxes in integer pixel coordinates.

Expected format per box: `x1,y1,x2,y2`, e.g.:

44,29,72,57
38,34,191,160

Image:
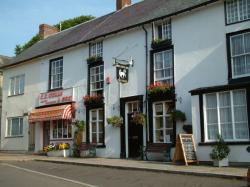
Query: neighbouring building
1,0,250,164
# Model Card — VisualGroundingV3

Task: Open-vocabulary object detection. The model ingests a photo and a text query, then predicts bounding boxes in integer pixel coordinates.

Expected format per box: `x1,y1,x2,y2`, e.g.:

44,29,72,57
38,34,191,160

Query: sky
0,0,141,57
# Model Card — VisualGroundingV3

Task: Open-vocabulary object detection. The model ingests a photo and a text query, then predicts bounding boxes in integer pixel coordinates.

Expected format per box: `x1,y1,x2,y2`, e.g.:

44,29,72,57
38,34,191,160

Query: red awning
29,104,73,123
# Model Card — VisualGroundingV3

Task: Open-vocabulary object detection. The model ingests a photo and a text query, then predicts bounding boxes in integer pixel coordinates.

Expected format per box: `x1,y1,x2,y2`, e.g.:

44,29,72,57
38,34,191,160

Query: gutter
2,0,220,69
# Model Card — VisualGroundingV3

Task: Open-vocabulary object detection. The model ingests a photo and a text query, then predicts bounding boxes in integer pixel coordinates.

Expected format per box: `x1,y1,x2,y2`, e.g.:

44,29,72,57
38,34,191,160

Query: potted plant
44,143,71,157
87,56,103,64
151,38,172,49
147,82,175,101
73,120,85,157
107,116,123,127
210,135,230,167
131,112,146,125
169,110,186,122
83,94,104,108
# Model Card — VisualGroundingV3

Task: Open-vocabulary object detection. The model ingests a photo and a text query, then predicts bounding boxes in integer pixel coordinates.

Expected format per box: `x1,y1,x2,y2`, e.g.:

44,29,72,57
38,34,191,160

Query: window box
148,83,175,101
83,95,104,109
151,39,172,50
87,56,103,64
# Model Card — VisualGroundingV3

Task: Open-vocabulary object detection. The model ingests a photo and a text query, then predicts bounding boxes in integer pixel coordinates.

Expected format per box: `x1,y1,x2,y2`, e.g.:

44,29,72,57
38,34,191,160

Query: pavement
0,153,248,181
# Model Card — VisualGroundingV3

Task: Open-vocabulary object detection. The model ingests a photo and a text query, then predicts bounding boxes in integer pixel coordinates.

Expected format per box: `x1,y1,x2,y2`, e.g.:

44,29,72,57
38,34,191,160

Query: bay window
230,31,250,78
153,102,173,143
89,109,104,145
226,0,250,24
52,120,72,139
153,49,173,84
204,89,249,141
7,117,23,137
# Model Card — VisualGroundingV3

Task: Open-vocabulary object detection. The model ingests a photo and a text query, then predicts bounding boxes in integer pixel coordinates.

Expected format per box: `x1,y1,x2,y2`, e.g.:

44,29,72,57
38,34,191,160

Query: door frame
120,95,143,158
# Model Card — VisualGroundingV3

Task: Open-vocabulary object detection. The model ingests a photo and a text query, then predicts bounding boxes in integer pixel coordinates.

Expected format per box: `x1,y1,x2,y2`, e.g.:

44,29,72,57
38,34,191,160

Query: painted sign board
116,65,129,83
39,88,73,106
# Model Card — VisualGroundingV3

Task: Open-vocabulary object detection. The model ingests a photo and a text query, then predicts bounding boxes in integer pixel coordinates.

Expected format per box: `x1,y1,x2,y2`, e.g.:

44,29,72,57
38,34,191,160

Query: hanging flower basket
87,56,103,64
169,110,186,122
83,95,104,108
107,116,123,127
131,112,146,126
147,82,175,101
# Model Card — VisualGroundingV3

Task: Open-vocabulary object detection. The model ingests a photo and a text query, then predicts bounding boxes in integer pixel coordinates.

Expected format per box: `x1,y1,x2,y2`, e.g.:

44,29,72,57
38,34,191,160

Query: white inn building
1,0,250,164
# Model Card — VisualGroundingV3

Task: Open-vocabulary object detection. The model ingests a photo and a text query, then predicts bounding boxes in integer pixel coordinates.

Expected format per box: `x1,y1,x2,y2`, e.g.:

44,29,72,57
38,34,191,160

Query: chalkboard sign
173,134,198,166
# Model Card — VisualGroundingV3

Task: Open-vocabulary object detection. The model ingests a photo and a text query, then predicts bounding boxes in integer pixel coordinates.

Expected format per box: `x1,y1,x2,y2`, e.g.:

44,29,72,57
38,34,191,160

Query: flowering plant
83,94,104,106
147,82,174,96
43,143,70,153
107,116,123,127
131,112,146,126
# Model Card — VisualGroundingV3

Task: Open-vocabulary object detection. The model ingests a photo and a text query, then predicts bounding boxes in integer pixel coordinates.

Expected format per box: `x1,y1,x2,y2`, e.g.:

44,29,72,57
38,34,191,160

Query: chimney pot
39,24,58,40
116,0,131,10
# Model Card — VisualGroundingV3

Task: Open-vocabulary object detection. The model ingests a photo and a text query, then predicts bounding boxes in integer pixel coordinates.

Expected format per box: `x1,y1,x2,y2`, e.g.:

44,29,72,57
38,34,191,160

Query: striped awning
29,104,73,123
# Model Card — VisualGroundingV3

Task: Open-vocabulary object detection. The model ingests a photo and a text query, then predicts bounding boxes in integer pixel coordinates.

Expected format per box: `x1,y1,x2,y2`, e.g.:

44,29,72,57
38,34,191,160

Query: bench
143,143,171,161
79,143,97,157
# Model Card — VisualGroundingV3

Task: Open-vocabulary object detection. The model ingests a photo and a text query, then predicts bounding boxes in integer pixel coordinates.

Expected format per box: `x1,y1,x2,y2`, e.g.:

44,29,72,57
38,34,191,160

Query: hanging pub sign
39,88,73,107
116,65,129,83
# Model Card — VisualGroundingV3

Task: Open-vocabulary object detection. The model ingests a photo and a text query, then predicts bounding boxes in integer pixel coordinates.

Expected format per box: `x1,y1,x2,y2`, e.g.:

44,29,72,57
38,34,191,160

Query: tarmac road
0,160,246,187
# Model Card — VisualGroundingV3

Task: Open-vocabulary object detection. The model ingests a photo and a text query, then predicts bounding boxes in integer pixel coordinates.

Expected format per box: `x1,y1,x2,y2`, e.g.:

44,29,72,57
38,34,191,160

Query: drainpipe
142,25,148,143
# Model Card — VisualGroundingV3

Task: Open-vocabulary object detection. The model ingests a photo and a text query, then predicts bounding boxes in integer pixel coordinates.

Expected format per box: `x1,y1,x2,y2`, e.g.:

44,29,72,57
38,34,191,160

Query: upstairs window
226,0,250,24
7,117,23,137
230,31,250,78
9,75,25,96
90,42,103,57
49,58,63,90
156,20,171,40
153,49,173,84
90,65,104,95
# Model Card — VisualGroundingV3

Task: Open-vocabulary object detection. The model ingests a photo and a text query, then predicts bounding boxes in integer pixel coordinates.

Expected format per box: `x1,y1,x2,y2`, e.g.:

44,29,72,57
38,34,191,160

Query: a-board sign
173,134,198,166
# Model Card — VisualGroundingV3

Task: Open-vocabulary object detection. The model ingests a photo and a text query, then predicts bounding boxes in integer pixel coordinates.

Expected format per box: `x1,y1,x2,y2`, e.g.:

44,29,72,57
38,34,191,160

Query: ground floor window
89,108,104,145
7,117,23,137
153,102,173,143
204,89,249,141
52,120,72,139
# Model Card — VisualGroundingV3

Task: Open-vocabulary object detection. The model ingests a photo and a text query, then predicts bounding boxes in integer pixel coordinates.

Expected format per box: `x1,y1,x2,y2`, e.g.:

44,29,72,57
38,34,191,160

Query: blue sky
0,0,141,57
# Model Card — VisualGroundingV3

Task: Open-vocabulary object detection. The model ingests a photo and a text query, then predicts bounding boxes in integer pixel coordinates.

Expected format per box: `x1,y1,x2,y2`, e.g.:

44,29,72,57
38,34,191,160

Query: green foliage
73,120,85,157
14,15,95,56
151,38,172,49
131,112,146,125
87,56,103,64
169,110,186,122
210,135,230,161
14,45,22,55
107,116,123,127
54,15,95,31
74,120,85,132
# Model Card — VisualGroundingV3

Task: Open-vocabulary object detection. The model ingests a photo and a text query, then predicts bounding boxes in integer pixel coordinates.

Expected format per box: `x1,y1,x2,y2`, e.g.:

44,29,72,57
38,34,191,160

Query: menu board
173,134,198,166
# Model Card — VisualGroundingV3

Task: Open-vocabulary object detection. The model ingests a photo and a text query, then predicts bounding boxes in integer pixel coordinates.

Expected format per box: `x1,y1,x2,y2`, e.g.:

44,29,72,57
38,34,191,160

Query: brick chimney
116,0,131,10
39,24,58,40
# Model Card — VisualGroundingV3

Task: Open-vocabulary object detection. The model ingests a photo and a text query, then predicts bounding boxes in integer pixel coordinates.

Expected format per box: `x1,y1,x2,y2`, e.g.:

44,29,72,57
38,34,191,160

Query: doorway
128,113,143,158
43,121,50,147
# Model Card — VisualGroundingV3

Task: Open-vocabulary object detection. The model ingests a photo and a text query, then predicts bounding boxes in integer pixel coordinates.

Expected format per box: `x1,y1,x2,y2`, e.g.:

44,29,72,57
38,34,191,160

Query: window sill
199,141,250,146
226,18,250,26
5,135,24,138
48,87,63,92
8,93,24,97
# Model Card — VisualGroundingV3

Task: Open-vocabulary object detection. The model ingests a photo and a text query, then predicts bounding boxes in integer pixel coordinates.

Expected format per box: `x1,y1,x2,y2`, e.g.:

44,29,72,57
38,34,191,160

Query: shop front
28,88,75,153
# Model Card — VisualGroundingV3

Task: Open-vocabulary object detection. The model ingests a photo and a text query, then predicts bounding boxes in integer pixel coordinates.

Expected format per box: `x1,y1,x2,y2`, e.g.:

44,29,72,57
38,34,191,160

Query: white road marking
1,163,98,187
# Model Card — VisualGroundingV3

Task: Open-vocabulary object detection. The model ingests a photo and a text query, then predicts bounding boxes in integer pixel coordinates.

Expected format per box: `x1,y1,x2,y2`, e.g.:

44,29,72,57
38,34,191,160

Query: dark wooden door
43,121,50,147
128,113,143,158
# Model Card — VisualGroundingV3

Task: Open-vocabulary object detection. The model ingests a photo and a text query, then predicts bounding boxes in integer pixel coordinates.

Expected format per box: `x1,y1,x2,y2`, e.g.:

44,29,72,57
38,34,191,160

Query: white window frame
89,108,104,145
6,117,23,137
153,49,173,84
230,32,250,78
226,0,250,24
203,89,249,142
9,74,25,96
90,65,104,95
50,58,63,90
90,42,103,57
153,101,173,143
52,120,72,140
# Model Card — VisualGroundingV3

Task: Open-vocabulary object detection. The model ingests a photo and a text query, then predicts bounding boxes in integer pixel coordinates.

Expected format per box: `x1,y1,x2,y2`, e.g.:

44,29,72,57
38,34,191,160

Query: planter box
213,157,229,167
151,39,172,50
47,149,70,157
148,91,175,102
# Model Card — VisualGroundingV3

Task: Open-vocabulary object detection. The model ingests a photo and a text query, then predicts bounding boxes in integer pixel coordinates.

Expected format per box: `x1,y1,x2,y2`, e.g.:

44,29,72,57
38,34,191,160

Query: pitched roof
0,55,12,68
6,0,218,68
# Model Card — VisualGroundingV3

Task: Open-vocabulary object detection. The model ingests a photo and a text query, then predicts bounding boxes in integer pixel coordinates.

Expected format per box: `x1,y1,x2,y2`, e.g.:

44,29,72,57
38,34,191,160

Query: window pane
233,56,246,76
91,111,97,121
207,124,219,140
99,133,104,143
11,118,20,136
63,122,67,138
165,129,173,143
221,123,233,139
155,130,164,142
68,124,72,138
155,104,163,115
58,121,62,138
92,122,96,133
92,133,97,143
155,117,163,129
235,122,249,139
98,122,103,132
7,119,11,136
19,118,23,135
244,33,250,53
154,53,163,69
165,117,173,128
231,35,244,55
206,94,217,108
53,123,57,139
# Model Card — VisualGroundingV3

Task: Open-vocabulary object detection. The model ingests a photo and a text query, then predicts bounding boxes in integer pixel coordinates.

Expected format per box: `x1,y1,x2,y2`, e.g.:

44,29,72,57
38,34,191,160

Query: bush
210,135,230,161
